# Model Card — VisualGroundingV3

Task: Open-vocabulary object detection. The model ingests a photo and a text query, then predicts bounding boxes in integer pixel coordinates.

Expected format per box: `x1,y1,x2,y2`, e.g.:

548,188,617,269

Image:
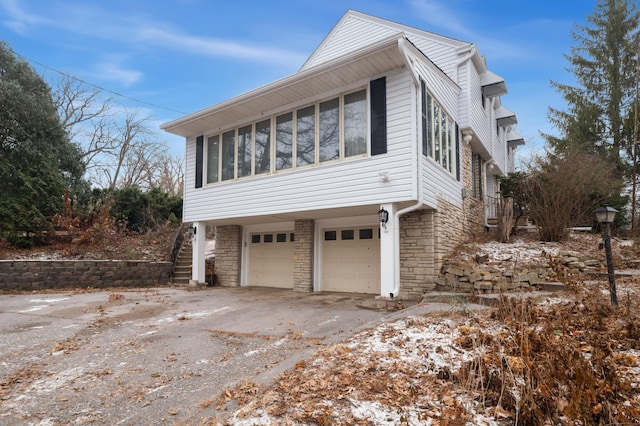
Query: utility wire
8,46,188,115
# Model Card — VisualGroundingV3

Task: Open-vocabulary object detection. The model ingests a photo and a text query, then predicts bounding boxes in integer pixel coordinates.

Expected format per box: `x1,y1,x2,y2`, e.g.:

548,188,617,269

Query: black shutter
370,77,387,156
421,79,427,156
195,135,204,189
455,124,461,181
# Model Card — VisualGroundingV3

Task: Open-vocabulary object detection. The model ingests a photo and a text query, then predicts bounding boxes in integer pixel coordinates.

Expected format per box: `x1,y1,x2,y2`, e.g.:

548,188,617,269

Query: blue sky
0,0,598,162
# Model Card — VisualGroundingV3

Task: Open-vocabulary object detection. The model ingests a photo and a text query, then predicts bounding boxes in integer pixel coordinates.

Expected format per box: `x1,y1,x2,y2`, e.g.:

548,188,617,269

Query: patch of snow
18,305,48,313
28,298,69,304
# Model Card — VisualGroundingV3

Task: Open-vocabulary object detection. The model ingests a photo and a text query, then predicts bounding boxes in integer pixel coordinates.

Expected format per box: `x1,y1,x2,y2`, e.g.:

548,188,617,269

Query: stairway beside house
172,239,192,286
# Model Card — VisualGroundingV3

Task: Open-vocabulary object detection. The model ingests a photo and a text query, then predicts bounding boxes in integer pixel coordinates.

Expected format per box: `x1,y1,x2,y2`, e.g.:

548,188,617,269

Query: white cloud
0,0,306,69
408,0,472,39
136,26,307,67
92,61,144,87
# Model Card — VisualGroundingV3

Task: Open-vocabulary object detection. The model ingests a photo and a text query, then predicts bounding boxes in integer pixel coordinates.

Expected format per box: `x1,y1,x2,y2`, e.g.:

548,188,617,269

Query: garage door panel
322,226,380,294
249,232,294,289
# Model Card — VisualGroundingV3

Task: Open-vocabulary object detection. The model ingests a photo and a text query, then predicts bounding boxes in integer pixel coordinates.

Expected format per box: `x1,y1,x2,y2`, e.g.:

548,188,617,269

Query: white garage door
248,232,294,289
322,226,380,294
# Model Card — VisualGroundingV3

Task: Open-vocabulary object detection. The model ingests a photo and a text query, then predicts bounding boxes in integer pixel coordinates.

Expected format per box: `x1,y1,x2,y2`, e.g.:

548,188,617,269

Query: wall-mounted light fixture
378,208,389,230
462,130,473,144
187,224,197,238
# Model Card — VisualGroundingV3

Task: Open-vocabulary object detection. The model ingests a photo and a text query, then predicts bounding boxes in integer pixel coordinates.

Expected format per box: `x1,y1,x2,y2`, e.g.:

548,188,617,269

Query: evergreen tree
546,0,640,169
0,41,85,246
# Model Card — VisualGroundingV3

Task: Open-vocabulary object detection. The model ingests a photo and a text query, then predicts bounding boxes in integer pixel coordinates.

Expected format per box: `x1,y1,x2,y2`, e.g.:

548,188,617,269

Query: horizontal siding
306,14,467,83
416,61,458,120
308,16,399,68
183,71,417,223
408,37,460,79
469,68,490,146
457,61,470,127
421,156,462,209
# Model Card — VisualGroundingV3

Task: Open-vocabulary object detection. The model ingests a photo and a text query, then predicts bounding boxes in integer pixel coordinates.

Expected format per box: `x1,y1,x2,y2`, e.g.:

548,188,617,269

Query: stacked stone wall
0,260,172,291
399,210,436,298
293,220,314,292
215,225,242,287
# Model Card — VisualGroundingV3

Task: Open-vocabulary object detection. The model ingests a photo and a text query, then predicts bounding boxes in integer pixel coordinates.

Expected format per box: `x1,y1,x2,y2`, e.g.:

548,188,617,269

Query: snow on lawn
228,313,505,425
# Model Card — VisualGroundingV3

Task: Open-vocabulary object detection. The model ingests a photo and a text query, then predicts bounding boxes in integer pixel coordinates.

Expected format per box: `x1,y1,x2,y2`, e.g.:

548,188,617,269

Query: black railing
169,223,188,268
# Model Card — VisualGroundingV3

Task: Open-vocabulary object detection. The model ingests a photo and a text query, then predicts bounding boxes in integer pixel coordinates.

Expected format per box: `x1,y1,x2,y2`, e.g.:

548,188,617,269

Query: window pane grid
421,84,458,179
204,88,368,185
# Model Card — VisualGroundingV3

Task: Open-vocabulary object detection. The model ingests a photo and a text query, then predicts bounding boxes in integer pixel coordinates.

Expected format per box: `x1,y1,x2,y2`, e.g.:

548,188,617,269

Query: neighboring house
161,10,524,300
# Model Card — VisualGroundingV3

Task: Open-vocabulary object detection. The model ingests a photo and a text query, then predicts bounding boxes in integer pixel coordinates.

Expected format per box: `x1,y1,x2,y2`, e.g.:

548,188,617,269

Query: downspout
389,45,424,298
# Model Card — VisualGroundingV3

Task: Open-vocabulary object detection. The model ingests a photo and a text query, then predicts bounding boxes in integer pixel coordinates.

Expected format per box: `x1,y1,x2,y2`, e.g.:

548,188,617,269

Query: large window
421,80,459,177
206,135,219,184
276,113,293,171
319,98,340,162
255,119,271,175
344,90,367,157
221,131,235,181
296,105,315,167
238,125,252,178
205,88,368,184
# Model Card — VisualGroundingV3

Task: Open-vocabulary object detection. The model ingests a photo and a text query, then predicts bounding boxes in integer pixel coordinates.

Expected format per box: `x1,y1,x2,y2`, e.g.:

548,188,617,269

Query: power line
8,46,188,116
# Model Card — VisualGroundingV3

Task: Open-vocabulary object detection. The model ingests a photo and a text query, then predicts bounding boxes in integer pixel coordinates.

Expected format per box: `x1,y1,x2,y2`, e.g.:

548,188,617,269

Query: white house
161,10,524,300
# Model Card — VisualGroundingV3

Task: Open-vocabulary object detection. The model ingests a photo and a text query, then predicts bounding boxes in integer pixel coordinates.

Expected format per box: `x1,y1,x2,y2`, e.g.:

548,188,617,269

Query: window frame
421,81,459,179
203,87,369,186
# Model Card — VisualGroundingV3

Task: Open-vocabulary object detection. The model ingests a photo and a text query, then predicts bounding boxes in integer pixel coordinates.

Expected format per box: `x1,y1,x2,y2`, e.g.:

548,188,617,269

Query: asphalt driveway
0,286,394,425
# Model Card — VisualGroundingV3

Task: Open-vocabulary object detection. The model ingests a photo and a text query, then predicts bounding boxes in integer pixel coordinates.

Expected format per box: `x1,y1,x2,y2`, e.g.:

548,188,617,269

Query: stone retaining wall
435,252,604,293
0,260,173,291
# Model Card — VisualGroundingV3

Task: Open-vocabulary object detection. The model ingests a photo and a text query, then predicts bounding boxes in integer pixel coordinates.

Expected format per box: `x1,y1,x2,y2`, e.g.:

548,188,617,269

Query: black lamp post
595,205,618,306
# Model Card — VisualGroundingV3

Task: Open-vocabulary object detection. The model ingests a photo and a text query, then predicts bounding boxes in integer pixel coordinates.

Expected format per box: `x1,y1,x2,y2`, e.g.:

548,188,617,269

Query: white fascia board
161,34,406,137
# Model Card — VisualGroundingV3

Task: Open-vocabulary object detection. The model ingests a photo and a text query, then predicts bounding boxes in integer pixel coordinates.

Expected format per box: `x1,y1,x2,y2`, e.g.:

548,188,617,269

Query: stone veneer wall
293,220,314,292
460,140,486,236
0,260,172,291
399,210,436,298
398,198,476,299
215,225,242,287
434,199,466,270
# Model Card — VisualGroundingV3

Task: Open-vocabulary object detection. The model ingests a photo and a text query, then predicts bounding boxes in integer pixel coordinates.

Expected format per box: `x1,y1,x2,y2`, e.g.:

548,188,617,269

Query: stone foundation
293,220,314,292
215,225,242,287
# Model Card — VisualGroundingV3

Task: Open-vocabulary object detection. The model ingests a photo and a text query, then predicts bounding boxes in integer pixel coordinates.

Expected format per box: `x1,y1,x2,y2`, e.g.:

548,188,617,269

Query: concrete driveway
0,286,393,425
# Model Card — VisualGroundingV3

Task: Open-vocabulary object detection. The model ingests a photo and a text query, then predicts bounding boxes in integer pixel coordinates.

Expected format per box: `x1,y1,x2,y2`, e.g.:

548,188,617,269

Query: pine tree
0,41,85,246
546,0,640,169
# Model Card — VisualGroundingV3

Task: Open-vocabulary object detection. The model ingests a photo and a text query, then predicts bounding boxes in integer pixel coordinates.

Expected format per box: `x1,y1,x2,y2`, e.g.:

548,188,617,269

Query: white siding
306,15,400,69
469,67,490,145
416,61,458,120
457,61,470,127
183,71,417,223
304,12,468,82
421,156,462,209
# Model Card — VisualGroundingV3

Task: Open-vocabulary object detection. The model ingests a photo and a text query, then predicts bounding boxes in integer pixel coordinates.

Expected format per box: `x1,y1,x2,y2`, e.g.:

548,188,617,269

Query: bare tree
51,76,184,192
519,149,622,242
53,76,113,141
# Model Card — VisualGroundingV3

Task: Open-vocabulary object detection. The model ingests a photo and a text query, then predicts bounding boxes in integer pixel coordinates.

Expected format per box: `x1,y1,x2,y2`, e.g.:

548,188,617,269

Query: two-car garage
245,223,380,294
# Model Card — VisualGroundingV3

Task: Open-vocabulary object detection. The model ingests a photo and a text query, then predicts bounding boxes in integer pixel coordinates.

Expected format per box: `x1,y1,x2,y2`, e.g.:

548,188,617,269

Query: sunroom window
255,119,271,175
421,80,459,178
344,90,367,157
276,113,293,171
204,87,368,184
319,98,340,162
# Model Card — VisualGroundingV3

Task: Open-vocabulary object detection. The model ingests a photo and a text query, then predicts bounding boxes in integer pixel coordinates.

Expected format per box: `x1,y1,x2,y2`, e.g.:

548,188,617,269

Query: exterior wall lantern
378,208,389,230
187,224,197,239
595,205,618,305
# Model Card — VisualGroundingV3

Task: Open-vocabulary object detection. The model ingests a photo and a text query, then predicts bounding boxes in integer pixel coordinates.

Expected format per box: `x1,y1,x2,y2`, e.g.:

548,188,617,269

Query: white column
379,203,397,298
191,221,206,284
